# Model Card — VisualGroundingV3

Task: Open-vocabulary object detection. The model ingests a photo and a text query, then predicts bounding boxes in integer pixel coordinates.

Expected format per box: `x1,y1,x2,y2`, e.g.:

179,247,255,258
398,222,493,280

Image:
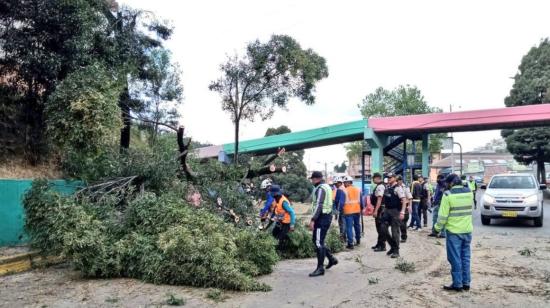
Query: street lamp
444,137,463,175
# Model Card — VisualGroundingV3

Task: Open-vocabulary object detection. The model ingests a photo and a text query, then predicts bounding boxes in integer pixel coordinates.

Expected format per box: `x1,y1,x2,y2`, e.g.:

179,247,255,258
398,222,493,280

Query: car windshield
488,176,536,189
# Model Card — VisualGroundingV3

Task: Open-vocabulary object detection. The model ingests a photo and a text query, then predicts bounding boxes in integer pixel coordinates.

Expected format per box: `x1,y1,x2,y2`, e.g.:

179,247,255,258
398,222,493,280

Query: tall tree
502,39,550,183
0,0,174,162
347,85,445,161
130,48,183,145
0,0,112,163
209,35,329,163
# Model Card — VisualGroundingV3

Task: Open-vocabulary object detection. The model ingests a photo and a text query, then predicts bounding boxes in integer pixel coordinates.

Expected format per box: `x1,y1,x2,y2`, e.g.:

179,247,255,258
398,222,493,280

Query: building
430,152,533,183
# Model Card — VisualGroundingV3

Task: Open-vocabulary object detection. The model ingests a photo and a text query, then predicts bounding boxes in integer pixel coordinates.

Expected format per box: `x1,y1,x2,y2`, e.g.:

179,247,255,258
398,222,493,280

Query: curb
0,251,63,276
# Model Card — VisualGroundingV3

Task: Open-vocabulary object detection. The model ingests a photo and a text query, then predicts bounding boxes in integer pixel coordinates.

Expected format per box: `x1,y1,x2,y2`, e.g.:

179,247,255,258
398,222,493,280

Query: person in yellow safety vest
435,173,474,292
308,171,338,277
269,185,296,251
342,175,364,250
468,176,478,209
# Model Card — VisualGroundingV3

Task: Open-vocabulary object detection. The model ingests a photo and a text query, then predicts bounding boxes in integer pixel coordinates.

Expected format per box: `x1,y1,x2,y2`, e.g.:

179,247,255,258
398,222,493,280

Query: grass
518,248,536,256
206,289,227,303
166,294,185,306
105,297,119,303
395,258,416,273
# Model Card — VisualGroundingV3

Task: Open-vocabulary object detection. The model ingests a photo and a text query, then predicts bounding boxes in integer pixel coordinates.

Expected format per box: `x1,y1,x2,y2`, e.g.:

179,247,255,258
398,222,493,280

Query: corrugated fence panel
0,179,82,246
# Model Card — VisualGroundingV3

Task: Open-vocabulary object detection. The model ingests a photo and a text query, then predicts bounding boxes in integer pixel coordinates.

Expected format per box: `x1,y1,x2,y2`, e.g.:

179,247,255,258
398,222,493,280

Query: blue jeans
446,232,472,288
432,205,445,235
411,201,421,228
344,213,361,245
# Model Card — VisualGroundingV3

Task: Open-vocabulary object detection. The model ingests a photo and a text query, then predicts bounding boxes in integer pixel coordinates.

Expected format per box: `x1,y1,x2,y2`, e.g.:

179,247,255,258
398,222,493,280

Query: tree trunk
234,119,239,164
119,86,131,151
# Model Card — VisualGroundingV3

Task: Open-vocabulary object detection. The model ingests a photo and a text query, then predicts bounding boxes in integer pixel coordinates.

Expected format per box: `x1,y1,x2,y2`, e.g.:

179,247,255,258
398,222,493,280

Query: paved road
472,190,550,236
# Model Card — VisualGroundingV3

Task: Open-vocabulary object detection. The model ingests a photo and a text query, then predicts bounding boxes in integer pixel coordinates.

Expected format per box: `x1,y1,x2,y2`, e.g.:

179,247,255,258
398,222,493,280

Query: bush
23,182,277,291
279,220,344,259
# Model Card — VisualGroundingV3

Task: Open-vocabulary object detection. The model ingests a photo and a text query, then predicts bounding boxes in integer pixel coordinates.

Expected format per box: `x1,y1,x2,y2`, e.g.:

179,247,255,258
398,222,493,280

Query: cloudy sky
121,0,550,171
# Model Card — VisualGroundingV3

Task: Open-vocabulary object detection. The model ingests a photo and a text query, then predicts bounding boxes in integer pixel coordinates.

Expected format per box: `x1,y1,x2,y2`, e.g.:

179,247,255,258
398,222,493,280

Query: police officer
381,173,407,258
435,173,474,292
309,171,338,277
371,173,386,251
270,185,296,250
397,175,412,243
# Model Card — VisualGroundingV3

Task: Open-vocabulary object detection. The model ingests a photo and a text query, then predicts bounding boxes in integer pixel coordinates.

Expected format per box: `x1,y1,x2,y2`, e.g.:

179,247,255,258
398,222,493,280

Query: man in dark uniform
381,173,407,258
371,173,386,251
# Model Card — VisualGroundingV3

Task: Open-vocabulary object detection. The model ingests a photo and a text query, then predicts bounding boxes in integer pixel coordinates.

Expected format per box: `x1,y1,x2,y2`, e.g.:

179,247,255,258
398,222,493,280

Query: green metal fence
0,179,82,246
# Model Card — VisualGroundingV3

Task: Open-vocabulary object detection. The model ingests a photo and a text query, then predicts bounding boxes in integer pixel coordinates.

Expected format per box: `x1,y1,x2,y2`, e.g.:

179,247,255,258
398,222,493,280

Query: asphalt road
472,190,550,236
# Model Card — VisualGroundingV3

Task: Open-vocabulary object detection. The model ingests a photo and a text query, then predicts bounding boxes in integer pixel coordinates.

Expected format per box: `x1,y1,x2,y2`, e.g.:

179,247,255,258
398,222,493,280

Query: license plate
502,211,518,218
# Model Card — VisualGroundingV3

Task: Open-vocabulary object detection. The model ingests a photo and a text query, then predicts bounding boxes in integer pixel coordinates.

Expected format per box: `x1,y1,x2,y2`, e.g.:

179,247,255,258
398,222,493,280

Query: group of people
258,170,475,292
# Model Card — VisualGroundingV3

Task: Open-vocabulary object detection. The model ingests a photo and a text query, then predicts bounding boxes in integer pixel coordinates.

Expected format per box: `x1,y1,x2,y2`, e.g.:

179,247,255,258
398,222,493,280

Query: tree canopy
209,35,328,163
347,85,445,161
503,39,550,183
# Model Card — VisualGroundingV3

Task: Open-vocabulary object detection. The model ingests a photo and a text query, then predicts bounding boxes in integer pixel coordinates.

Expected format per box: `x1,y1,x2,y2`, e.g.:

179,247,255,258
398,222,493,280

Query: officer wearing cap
309,171,338,277
332,176,347,242
371,172,386,251
381,173,407,258
435,173,473,292
397,175,412,243
270,185,296,250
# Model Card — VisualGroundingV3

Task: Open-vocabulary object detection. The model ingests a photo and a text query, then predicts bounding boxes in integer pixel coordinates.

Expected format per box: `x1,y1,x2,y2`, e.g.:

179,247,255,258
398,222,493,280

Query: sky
121,0,550,171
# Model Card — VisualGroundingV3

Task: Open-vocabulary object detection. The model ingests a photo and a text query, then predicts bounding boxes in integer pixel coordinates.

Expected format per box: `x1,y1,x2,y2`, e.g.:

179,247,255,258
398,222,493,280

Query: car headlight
483,194,496,204
523,194,538,204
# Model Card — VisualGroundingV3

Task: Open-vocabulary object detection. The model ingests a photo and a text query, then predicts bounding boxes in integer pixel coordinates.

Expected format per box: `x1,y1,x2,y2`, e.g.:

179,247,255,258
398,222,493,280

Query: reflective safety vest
312,183,333,214
468,180,476,192
274,196,292,224
344,186,361,214
435,185,473,234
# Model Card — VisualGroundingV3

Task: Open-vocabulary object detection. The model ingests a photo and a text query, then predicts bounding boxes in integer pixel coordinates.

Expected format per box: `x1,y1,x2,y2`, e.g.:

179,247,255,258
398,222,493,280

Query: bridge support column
365,128,387,174
422,134,429,177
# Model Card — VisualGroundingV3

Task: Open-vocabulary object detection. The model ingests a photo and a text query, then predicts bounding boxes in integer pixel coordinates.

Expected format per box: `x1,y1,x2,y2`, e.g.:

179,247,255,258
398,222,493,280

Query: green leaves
46,63,122,156
23,184,278,291
503,39,550,182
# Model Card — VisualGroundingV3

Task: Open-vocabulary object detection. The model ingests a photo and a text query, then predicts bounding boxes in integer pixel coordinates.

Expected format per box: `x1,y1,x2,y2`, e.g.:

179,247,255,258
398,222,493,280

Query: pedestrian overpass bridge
197,104,550,177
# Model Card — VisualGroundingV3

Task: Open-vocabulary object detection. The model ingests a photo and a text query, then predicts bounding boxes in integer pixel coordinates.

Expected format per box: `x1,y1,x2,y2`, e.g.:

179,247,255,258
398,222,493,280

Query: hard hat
335,176,343,183
343,175,354,182
261,179,273,189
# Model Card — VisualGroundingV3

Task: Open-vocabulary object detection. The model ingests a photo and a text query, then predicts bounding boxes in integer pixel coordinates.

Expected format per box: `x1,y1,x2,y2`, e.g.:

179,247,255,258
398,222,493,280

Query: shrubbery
24,180,277,291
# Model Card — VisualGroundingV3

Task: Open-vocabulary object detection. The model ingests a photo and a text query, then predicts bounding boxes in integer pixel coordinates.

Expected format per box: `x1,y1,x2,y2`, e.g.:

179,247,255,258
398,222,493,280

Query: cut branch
177,126,197,182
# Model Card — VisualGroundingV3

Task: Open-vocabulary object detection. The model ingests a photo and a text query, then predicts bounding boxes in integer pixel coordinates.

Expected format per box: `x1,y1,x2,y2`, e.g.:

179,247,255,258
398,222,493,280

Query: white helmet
335,176,343,183
261,179,272,189
343,175,354,182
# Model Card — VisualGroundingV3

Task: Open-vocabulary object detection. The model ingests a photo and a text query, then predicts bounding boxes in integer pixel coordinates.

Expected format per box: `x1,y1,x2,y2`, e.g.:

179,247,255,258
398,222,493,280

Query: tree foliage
503,39,550,183
0,0,178,162
23,181,277,291
209,35,328,162
348,85,445,160
254,126,312,202
46,64,123,157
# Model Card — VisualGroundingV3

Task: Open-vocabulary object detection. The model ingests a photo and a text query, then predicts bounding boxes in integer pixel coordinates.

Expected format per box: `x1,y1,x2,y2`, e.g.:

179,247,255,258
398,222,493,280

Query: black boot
309,248,326,277
325,248,338,269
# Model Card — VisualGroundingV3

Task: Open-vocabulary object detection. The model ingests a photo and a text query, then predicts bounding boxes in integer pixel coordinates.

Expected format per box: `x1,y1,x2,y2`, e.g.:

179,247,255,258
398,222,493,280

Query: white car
480,173,545,227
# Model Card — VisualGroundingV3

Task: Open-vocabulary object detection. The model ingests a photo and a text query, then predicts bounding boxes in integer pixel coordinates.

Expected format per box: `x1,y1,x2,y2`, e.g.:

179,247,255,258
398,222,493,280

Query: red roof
368,104,550,134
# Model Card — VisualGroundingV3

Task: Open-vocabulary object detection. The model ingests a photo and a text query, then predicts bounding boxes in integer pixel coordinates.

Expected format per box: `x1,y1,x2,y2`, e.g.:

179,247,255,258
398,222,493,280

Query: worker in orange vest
270,185,296,250
342,176,364,249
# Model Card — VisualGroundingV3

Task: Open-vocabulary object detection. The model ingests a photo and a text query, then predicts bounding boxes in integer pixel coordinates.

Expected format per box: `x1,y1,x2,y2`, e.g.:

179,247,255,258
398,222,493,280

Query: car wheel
481,215,491,225
534,206,543,227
